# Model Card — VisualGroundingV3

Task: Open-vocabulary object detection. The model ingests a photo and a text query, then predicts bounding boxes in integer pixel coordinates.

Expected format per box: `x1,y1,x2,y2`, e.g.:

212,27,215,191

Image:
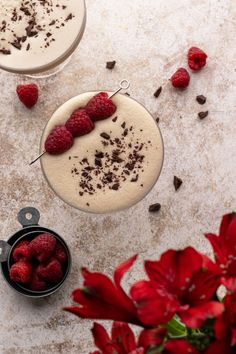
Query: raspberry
16,83,39,108
188,47,207,71
10,261,32,283
171,68,190,89
29,233,56,263
12,240,32,262
85,92,117,121
27,270,47,291
65,109,94,137
37,258,63,284
45,125,74,155
54,243,67,264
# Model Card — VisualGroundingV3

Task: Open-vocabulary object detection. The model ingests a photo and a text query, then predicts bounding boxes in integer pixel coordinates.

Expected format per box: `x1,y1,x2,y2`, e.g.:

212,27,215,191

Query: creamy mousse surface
0,0,85,73
41,93,164,213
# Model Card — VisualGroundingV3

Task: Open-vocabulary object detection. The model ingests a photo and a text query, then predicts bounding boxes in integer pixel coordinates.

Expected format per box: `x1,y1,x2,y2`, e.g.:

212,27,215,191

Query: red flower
163,339,199,354
131,247,223,328
90,321,166,354
64,255,142,325
205,212,236,289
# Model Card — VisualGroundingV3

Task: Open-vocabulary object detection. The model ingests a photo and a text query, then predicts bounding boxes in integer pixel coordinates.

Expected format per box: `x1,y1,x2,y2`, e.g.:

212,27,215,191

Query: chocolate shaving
198,111,208,120
106,60,116,69
131,174,139,182
112,116,118,122
100,132,110,140
156,117,160,123
121,122,126,129
154,86,162,98
95,158,102,167
196,95,206,105
0,49,11,55
111,183,119,190
149,203,161,213
173,176,183,191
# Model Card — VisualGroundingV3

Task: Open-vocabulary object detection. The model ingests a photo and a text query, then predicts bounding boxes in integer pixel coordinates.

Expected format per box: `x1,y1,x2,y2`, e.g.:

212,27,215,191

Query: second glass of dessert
40,89,164,213
0,0,86,76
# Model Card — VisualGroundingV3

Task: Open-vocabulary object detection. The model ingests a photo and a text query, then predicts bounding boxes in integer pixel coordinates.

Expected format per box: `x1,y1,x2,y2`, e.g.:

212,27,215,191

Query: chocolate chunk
46,32,52,37
149,203,161,213
11,41,21,50
65,13,73,21
49,20,56,26
100,132,110,140
123,129,128,137
95,151,104,158
156,117,160,123
154,86,162,98
106,61,116,69
173,176,183,191
26,43,30,51
112,116,118,122
121,122,126,129
198,111,208,119
95,158,102,167
111,183,119,190
196,95,206,105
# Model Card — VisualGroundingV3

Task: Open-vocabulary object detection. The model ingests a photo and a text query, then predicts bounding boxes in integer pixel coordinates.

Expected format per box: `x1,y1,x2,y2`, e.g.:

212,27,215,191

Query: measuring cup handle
17,207,40,227
0,240,11,263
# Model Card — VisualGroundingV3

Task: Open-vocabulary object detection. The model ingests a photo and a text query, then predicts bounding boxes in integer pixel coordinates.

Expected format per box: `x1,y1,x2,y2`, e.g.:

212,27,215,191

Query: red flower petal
145,247,202,297
130,280,178,325
91,323,116,354
129,349,144,354
114,255,137,288
204,340,233,354
220,213,236,236
138,328,166,351
179,301,224,328
164,339,199,354
111,322,136,353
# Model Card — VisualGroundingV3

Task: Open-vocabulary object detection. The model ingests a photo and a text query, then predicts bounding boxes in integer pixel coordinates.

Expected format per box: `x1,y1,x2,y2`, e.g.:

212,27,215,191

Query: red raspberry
27,270,47,291
12,240,32,262
188,47,207,71
85,92,117,121
45,125,74,155
10,261,32,283
37,258,63,284
171,68,190,88
65,109,94,137
16,83,39,108
29,233,56,263
54,243,67,264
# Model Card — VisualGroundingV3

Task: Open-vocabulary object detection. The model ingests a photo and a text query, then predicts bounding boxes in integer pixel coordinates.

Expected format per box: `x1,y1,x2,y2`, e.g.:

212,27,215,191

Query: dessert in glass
40,90,164,213
0,0,86,76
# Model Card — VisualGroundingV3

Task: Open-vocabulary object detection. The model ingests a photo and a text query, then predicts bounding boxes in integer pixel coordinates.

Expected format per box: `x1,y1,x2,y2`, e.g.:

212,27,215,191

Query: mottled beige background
0,0,236,353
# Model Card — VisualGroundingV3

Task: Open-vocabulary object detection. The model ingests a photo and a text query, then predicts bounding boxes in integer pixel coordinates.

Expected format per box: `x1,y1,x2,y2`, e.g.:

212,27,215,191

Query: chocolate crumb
156,117,160,123
173,176,183,191
111,183,119,190
65,13,73,21
95,151,104,159
100,132,110,140
106,60,116,69
0,49,11,55
95,158,102,167
131,174,139,182
149,203,161,213
121,122,126,129
154,86,162,98
112,116,118,122
196,95,206,105
86,202,90,207
198,111,208,120
26,43,30,51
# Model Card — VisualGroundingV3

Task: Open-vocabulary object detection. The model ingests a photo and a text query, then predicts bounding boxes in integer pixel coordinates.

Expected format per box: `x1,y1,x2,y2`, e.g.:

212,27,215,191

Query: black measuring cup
0,207,71,298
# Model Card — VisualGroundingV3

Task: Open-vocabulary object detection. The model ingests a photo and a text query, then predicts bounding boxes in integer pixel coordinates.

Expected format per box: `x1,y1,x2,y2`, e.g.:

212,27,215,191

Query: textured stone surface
0,0,236,353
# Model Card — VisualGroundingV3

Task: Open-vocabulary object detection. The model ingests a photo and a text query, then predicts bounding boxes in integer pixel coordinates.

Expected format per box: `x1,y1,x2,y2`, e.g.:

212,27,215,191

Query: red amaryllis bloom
205,212,236,289
64,255,142,325
90,321,166,354
204,290,236,354
131,247,223,328
163,339,199,354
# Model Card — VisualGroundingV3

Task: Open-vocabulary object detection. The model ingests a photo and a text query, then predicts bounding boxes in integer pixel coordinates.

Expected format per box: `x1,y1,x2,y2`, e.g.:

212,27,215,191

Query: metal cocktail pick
29,80,130,166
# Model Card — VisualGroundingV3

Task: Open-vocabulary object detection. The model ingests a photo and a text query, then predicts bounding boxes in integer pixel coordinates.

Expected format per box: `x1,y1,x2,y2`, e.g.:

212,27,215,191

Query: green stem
166,317,187,338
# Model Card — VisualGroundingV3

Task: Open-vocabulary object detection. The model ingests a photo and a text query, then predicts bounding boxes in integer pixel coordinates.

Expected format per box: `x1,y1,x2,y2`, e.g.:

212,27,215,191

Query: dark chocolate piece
173,176,183,191
149,203,161,213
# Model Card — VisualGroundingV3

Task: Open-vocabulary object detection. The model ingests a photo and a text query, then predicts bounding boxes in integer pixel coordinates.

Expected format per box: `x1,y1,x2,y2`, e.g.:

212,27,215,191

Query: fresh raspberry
54,243,67,264
65,109,94,137
170,68,190,89
10,261,32,283
16,83,39,108
37,258,63,284
27,270,47,291
12,240,32,262
29,233,56,263
45,125,74,155
85,92,117,121
188,47,207,71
